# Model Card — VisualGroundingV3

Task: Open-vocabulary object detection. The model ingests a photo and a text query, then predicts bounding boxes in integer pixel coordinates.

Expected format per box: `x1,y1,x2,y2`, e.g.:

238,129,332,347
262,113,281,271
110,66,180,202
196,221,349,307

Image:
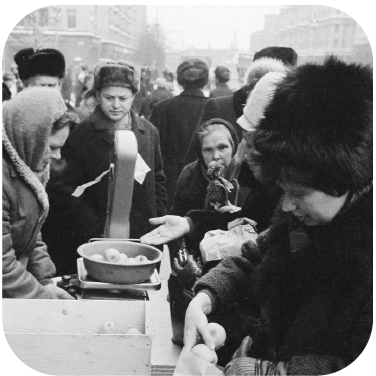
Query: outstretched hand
140,215,191,245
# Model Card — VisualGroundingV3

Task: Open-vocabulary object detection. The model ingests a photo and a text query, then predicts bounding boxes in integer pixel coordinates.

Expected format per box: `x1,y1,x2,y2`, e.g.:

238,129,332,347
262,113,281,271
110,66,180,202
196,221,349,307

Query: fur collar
2,125,49,212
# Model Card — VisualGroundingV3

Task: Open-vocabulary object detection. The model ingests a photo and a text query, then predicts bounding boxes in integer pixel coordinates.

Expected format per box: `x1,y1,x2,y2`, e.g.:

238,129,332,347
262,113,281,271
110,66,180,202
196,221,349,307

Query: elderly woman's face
201,129,233,168
280,181,349,226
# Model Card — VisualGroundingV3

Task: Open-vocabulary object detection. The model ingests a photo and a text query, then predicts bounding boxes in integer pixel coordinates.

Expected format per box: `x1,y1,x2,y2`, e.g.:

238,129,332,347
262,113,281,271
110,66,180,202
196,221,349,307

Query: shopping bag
199,218,258,264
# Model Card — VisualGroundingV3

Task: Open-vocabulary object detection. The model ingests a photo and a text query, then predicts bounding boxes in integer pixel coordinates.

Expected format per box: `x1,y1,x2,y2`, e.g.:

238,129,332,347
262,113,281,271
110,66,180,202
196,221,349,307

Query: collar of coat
179,88,206,98
2,125,49,212
89,106,146,133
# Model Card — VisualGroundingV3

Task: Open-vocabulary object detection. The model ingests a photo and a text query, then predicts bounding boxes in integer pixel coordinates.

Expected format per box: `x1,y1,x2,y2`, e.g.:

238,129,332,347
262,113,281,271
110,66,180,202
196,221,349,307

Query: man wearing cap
47,60,167,274
149,59,209,210
209,66,234,98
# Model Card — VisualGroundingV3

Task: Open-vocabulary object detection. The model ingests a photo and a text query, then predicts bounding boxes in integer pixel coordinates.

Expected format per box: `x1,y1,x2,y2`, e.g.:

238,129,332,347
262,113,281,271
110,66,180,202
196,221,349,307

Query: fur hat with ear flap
253,56,373,195
94,59,141,93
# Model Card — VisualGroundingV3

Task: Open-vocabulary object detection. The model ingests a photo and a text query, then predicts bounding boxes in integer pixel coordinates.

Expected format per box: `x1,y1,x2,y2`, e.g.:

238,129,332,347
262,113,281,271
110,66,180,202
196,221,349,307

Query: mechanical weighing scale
56,130,161,300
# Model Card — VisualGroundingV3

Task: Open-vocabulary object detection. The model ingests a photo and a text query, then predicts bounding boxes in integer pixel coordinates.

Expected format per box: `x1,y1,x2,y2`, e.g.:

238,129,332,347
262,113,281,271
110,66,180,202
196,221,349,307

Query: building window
67,9,77,28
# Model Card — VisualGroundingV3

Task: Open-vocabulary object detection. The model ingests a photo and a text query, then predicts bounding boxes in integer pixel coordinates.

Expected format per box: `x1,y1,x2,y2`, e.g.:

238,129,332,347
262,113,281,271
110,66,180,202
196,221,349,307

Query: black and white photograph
1,2,373,376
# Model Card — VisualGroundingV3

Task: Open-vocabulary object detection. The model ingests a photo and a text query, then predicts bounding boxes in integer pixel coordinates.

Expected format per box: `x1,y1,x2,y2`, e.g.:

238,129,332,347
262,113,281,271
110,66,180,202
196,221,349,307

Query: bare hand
140,216,190,245
184,292,215,351
44,284,75,300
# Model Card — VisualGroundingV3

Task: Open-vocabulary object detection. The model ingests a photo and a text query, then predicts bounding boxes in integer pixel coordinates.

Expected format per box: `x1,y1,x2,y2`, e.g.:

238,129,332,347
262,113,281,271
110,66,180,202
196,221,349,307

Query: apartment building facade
3,5,147,71
250,5,372,65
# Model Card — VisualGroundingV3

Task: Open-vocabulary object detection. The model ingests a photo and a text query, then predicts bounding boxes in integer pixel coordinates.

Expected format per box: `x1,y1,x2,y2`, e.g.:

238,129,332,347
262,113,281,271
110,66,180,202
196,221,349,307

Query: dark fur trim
14,48,65,80
254,56,373,194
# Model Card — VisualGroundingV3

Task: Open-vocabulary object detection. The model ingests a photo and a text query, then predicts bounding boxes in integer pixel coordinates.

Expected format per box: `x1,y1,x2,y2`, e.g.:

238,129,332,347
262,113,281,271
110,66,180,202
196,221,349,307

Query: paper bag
174,348,224,376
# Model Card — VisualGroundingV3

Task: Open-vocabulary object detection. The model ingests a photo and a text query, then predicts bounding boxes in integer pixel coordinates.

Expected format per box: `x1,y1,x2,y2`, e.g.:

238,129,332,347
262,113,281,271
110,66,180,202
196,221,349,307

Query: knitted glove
225,357,261,376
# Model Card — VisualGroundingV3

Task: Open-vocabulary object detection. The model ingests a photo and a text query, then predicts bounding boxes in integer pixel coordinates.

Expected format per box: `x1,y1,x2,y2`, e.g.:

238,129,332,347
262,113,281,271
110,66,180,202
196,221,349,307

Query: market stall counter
2,246,182,376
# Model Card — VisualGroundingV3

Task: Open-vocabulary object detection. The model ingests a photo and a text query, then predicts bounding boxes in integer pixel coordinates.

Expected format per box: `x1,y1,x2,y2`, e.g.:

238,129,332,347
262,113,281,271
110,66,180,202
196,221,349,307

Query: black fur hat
177,59,209,89
14,48,65,81
253,47,298,67
253,56,373,195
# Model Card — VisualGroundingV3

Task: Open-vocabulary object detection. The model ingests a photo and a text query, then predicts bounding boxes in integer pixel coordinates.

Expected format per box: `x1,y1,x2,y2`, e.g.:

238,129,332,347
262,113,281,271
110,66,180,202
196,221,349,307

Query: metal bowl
77,240,163,284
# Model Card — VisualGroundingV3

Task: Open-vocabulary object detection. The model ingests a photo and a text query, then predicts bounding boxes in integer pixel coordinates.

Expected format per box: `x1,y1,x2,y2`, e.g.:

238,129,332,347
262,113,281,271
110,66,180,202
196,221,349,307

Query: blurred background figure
150,59,209,210
210,66,234,98
2,72,17,101
77,88,98,121
139,77,174,120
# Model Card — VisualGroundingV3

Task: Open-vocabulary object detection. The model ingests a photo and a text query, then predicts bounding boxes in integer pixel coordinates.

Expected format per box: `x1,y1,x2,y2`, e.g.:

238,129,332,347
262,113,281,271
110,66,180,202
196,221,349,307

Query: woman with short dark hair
142,57,373,374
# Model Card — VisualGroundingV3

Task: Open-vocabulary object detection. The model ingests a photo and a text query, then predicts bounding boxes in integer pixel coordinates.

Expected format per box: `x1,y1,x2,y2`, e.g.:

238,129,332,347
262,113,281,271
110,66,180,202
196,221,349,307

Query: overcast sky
147,5,282,51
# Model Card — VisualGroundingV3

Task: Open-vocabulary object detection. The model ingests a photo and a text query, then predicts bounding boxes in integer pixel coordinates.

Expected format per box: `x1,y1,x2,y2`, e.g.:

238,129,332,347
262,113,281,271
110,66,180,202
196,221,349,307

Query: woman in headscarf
3,87,76,299
170,118,239,218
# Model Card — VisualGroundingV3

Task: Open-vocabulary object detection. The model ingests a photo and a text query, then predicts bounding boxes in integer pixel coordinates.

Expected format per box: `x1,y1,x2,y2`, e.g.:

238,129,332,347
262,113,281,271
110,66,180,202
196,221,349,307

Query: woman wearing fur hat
142,57,372,374
2,87,75,299
48,60,167,274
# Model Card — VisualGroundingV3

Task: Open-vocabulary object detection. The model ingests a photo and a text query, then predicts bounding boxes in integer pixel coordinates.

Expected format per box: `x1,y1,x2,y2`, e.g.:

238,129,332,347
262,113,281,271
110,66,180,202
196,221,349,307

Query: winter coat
2,88,66,298
210,83,234,98
195,189,373,374
51,106,167,242
149,88,209,210
2,152,56,298
139,87,174,120
170,160,209,217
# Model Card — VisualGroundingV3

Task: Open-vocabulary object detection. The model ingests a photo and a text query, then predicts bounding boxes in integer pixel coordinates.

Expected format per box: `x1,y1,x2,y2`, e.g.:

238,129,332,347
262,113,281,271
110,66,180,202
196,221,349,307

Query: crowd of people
2,43,372,375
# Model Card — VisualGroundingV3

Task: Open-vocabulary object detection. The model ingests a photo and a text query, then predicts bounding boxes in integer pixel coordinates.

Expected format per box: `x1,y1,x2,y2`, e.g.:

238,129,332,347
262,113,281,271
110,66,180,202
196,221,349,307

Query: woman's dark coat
194,189,373,374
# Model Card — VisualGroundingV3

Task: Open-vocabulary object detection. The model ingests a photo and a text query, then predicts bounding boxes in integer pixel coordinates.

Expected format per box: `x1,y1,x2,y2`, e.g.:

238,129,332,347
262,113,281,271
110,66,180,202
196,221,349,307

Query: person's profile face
97,86,135,122
279,180,348,226
33,126,70,173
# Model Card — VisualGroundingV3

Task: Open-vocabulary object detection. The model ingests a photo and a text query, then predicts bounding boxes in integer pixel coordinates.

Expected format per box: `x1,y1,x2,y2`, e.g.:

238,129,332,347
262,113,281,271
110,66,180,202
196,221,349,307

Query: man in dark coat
149,59,209,210
43,60,167,275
